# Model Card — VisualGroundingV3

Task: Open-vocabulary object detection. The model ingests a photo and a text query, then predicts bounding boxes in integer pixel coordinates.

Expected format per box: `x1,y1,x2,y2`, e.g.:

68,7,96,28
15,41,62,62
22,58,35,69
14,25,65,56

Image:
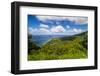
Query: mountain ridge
28,31,88,60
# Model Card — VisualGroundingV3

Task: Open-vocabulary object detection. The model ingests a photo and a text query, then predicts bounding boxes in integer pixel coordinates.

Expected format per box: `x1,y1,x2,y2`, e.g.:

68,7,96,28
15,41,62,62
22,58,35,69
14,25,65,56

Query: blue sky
28,15,88,35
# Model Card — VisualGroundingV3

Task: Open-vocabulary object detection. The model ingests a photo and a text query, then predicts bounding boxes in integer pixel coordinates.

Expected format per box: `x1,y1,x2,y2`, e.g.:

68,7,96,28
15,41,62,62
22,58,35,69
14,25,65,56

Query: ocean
32,35,67,47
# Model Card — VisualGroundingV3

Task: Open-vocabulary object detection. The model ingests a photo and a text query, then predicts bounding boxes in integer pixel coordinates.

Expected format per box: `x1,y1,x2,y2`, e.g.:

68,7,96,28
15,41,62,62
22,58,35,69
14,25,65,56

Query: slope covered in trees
28,32,88,60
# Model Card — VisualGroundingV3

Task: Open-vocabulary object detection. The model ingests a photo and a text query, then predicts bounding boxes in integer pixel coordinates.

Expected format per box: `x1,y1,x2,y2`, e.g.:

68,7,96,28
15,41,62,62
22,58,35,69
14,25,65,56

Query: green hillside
28,32,88,61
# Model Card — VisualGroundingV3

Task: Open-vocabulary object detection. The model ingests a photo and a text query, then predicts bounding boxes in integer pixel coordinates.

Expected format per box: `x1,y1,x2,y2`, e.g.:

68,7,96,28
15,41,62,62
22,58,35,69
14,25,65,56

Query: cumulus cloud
28,27,38,34
29,26,84,35
28,27,51,35
50,25,66,33
39,28,50,32
36,16,87,24
40,24,49,28
36,16,66,21
73,28,83,33
63,17,87,24
29,25,67,35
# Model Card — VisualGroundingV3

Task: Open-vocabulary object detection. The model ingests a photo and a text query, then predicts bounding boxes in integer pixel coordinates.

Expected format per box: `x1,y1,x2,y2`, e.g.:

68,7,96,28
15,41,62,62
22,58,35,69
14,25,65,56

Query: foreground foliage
28,32,88,60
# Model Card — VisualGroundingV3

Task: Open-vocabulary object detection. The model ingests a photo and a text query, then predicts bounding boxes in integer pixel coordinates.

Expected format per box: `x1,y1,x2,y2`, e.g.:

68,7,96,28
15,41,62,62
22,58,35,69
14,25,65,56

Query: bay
32,35,68,47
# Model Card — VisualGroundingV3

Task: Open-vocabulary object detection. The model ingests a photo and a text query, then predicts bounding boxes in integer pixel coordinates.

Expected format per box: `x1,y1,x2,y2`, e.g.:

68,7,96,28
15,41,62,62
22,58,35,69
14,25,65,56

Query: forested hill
60,31,87,41
28,31,88,60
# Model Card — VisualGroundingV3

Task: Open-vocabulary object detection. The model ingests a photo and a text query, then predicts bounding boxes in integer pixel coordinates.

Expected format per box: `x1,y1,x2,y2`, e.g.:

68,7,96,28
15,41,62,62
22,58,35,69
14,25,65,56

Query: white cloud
50,25,66,33
73,28,83,33
69,17,87,24
40,24,49,28
39,28,50,32
36,16,67,21
73,28,78,32
66,25,70,29
28,27,51,35
36,16,87,24
28,27,38,34
29,26,84,35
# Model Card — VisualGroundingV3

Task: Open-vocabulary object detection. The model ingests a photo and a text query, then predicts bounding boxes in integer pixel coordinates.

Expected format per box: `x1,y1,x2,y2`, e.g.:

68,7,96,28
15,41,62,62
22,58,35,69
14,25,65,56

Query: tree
28,34,40,54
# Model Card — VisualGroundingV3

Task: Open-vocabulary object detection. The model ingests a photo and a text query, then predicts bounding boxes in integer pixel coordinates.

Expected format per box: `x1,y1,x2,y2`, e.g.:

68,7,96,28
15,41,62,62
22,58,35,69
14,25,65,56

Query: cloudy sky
28,15,88,35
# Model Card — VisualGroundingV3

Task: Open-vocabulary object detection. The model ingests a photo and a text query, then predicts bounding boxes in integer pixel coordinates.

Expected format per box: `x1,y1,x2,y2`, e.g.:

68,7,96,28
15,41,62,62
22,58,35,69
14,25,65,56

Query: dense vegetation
28,32,88,61
28,34,40,54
